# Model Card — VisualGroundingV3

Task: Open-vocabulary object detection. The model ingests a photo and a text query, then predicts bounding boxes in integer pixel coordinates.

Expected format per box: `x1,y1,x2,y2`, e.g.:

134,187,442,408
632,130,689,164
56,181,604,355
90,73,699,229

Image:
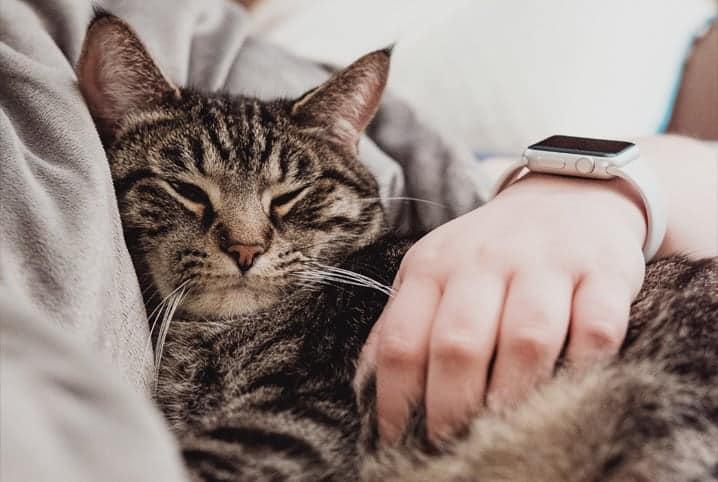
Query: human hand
355,173,647,444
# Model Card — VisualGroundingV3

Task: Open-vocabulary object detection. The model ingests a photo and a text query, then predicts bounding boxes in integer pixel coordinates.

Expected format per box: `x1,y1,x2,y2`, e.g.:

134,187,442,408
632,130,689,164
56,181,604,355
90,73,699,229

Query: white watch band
490,157,666,261
607,159,666,261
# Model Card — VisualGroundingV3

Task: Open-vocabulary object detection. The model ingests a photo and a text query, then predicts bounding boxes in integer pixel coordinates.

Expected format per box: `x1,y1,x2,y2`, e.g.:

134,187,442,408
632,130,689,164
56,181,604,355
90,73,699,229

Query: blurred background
238,0,717,156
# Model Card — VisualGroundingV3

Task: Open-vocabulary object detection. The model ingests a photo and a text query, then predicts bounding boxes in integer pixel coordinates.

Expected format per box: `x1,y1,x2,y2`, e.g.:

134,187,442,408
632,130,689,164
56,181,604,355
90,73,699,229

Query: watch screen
529,135,634,157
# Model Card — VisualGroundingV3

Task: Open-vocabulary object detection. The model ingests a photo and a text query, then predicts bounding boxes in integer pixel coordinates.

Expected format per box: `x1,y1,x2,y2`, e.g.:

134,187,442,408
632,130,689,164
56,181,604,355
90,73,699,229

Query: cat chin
179,284,277,319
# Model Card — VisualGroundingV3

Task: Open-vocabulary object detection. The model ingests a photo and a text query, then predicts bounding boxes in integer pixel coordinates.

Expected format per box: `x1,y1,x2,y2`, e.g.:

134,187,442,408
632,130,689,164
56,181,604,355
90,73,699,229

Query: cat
77,12,718,482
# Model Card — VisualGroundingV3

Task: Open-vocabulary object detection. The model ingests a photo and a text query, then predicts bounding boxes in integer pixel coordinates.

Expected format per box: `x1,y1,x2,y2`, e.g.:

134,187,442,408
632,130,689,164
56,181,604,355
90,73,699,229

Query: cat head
77,13,390,318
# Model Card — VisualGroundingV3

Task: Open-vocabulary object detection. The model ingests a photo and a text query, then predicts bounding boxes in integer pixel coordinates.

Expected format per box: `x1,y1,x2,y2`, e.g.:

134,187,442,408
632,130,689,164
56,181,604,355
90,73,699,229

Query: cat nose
225,243,264,273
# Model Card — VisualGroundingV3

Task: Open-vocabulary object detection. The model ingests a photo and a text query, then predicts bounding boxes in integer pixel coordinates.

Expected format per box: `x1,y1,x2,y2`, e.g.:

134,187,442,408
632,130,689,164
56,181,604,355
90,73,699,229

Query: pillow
251,0,717,154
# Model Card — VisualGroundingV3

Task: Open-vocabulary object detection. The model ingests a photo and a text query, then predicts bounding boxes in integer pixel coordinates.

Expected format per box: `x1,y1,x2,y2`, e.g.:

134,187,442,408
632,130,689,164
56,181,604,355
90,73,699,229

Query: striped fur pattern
106,87,385,320
78,14,718,482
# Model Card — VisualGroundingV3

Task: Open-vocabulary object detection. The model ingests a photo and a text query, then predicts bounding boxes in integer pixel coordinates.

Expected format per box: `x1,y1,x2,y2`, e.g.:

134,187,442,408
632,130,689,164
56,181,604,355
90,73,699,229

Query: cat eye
272,186,308,207
270,185,309,214
168,181,211,206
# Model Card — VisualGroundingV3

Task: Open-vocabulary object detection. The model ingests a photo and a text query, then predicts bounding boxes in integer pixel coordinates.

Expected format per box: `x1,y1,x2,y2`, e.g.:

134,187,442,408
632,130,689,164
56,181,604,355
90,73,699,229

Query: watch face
529,135,635,157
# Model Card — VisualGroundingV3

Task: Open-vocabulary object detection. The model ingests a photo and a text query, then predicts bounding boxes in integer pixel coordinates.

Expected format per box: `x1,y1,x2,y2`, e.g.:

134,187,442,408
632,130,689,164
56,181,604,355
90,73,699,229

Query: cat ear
76,11,180,143
291,48,391,152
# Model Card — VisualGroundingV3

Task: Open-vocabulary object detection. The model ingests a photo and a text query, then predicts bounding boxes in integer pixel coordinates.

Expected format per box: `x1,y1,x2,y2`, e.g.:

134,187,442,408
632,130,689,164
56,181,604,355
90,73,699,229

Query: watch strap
607,159,666,261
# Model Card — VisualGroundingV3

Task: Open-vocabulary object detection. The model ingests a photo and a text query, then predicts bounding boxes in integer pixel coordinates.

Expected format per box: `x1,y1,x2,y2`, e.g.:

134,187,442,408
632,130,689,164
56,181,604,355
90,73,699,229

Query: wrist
499,173,648,248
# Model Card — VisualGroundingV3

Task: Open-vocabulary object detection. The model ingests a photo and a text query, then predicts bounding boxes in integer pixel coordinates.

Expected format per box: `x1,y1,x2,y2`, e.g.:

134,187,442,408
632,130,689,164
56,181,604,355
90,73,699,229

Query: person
1,1,715,481
356,135,717,443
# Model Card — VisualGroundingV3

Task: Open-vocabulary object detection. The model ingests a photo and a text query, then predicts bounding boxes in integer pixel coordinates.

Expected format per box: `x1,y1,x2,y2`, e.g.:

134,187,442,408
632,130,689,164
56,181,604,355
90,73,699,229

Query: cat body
77,13,718,482
157,237,409,480
156,242,718,482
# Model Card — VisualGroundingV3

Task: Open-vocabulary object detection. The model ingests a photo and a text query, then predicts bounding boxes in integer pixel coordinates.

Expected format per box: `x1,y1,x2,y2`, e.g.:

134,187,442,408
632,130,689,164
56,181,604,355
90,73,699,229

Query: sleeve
0,0,151,388
0,293,189,482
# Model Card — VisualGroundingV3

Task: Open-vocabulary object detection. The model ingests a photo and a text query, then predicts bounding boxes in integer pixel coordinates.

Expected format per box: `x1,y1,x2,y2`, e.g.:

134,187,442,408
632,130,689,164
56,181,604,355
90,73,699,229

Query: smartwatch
490,135,666,261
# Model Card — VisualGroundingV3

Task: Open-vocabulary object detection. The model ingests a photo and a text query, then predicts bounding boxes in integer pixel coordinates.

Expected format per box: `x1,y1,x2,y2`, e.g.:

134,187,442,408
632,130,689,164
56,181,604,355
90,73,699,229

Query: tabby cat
77,13,718,482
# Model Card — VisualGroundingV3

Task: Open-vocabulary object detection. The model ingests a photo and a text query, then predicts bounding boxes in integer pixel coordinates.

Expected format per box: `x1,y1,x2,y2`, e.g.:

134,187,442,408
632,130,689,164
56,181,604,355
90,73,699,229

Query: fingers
425,271,505,441
487,272,573,409
354,289,394,392
565,275,632,367
374,275,442,445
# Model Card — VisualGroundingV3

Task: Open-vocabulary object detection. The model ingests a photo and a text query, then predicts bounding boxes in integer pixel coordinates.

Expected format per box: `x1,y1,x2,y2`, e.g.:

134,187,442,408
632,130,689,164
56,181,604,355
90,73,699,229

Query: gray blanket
0,1,482,480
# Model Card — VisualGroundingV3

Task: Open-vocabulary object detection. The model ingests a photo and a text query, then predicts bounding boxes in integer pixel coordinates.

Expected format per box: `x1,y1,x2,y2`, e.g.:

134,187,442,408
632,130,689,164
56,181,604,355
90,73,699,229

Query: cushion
252,0,717,154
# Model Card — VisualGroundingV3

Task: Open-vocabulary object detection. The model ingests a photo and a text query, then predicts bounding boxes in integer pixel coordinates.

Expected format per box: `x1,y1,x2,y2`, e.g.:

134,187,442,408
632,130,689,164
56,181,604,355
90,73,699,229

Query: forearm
633,135,717,259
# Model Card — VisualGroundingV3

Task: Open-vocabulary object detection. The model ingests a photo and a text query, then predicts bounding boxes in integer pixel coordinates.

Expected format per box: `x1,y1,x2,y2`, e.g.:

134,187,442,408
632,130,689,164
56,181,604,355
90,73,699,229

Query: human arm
355,134,717,444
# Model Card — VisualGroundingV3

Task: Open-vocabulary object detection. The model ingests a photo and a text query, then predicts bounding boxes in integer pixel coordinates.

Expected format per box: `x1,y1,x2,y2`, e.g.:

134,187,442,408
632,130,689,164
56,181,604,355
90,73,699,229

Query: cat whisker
141,279,193,379
130,284,162,387
153,285,190,393
303,274,392,297
290,274,354,296
301,270,389,294
304,261,396,296
292,278,331,291
293,268,395,297
147,279,192,340
358,196,449,210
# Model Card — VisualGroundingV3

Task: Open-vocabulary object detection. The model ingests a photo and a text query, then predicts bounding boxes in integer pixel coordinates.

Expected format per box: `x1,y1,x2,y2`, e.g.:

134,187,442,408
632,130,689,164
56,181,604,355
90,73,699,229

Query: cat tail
360,361,718,482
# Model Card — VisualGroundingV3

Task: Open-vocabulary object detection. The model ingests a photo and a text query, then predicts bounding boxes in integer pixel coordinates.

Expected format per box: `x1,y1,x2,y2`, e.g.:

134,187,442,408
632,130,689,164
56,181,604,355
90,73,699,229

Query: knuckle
579,321,625,351
432,334,485,367
507,329,556,366
475,243,502,265
402,245,443,276
585,258,644,290
377,336,423,369
577,295,628,329
477,242,528,272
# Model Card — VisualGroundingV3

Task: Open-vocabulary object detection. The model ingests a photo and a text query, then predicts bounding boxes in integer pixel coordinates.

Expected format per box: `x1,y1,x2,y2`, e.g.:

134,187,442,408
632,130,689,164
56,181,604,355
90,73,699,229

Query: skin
355,134,718,444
